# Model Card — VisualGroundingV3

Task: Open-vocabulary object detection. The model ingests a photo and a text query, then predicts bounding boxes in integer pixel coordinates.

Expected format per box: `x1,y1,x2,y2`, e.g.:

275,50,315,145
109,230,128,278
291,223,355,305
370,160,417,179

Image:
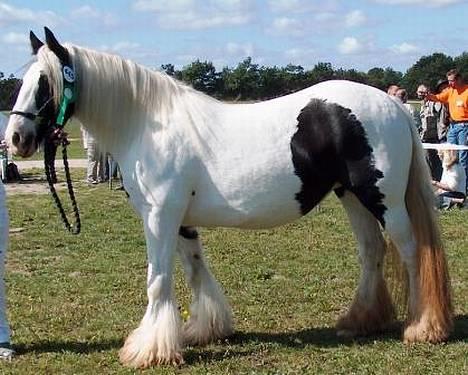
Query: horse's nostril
24,134,34,148
12,132,20,146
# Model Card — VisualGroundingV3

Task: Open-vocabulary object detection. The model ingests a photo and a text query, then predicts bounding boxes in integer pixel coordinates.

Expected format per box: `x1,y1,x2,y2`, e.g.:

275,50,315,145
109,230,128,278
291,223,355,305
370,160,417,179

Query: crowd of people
388,68,468,209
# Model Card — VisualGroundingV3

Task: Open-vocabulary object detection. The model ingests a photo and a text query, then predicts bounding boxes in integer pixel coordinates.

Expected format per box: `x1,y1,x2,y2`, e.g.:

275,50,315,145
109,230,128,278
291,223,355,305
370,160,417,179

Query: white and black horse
6,28,452,368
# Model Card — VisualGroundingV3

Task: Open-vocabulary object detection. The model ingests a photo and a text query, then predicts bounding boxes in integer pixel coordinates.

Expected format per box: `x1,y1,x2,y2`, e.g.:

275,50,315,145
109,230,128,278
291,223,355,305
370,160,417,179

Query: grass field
1,171,467,374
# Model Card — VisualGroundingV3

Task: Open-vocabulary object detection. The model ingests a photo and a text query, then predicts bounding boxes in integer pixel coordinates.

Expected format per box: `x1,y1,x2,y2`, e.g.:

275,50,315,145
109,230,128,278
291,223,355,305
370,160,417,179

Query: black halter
10,94,55,134
9,110,39,122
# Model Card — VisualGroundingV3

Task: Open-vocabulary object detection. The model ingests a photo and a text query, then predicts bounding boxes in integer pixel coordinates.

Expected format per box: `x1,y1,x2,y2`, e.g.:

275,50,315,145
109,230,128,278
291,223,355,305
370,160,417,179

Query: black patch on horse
34,74,57,142
290,99,386,226
179,226,199,240
35,74,51,111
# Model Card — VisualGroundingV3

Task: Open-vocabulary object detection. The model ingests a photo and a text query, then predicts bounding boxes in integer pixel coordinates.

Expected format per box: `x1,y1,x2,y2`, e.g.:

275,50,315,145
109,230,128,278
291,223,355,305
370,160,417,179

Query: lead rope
44,130,81,234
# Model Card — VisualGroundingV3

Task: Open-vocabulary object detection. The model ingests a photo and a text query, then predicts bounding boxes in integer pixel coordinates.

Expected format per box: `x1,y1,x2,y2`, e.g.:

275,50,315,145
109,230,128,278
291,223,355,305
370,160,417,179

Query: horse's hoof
183,317,233,347
403,322,449,344
119,345,184,368
119,328,184,368
403,310,452,344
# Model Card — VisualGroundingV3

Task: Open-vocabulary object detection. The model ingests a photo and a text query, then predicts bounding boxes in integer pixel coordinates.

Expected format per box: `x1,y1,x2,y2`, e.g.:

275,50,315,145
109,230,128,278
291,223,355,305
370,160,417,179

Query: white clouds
269,17,304,36
338,36,364,55
71,5,100,18
100,41,141,54
267,7,367,37
133,0,194,12
372,0,465,6
345,10,367,27
2,32,28,45
160,11,251,29
267,0,339,13
272,17,300,31
0,1,60,27
284,47,317,62
390,42,420,54
133,0,254,30
225,42,254,57
267,0,301,12
71,5,118,27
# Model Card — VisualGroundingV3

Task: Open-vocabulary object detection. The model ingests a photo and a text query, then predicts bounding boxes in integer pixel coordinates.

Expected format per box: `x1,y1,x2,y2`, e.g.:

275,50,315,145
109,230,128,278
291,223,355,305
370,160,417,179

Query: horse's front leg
119,204,185,368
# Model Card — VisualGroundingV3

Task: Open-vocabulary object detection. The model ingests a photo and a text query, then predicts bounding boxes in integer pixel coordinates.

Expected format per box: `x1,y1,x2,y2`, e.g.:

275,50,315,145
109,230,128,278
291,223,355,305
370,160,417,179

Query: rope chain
44,139,81,234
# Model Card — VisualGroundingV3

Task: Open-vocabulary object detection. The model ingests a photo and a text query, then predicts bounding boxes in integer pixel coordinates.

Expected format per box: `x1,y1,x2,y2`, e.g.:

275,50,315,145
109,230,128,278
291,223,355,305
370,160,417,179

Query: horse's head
6,27,75,157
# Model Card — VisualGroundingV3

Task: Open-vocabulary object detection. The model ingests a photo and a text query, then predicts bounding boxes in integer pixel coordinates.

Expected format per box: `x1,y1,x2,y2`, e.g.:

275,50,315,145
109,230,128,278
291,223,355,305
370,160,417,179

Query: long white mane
37,44,218,153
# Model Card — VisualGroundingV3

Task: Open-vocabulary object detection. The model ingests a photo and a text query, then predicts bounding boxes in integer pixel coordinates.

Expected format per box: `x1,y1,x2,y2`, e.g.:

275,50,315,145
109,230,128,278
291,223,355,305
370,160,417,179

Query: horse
6,28,453,368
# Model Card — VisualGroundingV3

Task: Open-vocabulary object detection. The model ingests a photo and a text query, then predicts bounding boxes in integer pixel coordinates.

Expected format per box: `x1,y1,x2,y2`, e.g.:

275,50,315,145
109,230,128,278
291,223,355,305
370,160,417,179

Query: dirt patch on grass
4,173,67,195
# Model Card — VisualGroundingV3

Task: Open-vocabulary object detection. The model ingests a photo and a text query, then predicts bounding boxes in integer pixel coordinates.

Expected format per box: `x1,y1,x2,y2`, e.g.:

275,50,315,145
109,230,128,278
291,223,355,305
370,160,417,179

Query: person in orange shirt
425,69,468,192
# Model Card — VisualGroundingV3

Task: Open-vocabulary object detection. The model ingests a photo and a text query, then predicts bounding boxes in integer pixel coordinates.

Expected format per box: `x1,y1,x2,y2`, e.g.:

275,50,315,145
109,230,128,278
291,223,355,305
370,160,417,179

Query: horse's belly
182,174,304,229
183,204,302,229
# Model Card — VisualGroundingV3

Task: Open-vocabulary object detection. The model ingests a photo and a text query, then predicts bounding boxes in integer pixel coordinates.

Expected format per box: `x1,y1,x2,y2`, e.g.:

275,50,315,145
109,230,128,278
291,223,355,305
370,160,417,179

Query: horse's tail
389,118,453,340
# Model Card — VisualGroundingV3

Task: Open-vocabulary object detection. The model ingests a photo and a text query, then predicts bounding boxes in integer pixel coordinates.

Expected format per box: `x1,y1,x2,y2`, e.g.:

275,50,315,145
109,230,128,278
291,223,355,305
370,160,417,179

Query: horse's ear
30,31,43,55
44,26,69,64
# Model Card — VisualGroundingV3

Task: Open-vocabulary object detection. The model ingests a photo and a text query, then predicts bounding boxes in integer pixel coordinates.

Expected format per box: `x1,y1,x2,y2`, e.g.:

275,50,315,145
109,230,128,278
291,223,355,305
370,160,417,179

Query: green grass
2,173,467,374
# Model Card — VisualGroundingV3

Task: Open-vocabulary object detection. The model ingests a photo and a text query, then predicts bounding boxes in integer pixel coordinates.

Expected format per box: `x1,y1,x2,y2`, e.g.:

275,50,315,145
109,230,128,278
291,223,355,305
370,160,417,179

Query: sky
1,0,468,78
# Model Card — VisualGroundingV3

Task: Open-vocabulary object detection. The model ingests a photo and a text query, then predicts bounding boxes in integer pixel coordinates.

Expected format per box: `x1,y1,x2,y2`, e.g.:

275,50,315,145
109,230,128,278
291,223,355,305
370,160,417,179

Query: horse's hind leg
336,191,395,337
384,206,452,343
177,227,233,346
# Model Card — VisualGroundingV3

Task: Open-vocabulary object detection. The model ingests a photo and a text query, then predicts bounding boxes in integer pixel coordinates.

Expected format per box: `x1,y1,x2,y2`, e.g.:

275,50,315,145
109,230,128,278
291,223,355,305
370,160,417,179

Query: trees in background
1,51,467,110
0,73,20,111
401,53,454,95
366,67,403,91
160,51,466,101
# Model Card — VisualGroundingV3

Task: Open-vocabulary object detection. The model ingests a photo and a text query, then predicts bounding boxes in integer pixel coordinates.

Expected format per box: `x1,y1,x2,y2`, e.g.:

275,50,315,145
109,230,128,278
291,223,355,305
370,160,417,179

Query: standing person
387,84,399,96
417,83,449,180
0,115,14,360
434,79,450,142
81,126,105,185
425,69,468,191
395,88,419,126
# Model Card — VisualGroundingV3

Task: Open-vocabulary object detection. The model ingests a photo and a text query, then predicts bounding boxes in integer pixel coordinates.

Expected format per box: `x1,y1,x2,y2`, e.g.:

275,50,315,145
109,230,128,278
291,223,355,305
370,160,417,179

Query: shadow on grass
14,337,123,355
12,173,46,185
229,314,468,348
12,315,467,362
451,314,468,342
229,325,401,349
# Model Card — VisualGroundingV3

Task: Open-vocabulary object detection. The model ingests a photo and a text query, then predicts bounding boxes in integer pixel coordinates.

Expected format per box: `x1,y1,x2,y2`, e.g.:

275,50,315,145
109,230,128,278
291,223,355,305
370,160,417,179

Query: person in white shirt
432,149,467,209
0,113,14,359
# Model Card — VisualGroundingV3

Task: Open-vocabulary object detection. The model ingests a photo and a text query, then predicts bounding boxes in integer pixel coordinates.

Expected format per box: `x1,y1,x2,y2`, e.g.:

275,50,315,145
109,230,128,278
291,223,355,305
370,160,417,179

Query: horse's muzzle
7,128,37,158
